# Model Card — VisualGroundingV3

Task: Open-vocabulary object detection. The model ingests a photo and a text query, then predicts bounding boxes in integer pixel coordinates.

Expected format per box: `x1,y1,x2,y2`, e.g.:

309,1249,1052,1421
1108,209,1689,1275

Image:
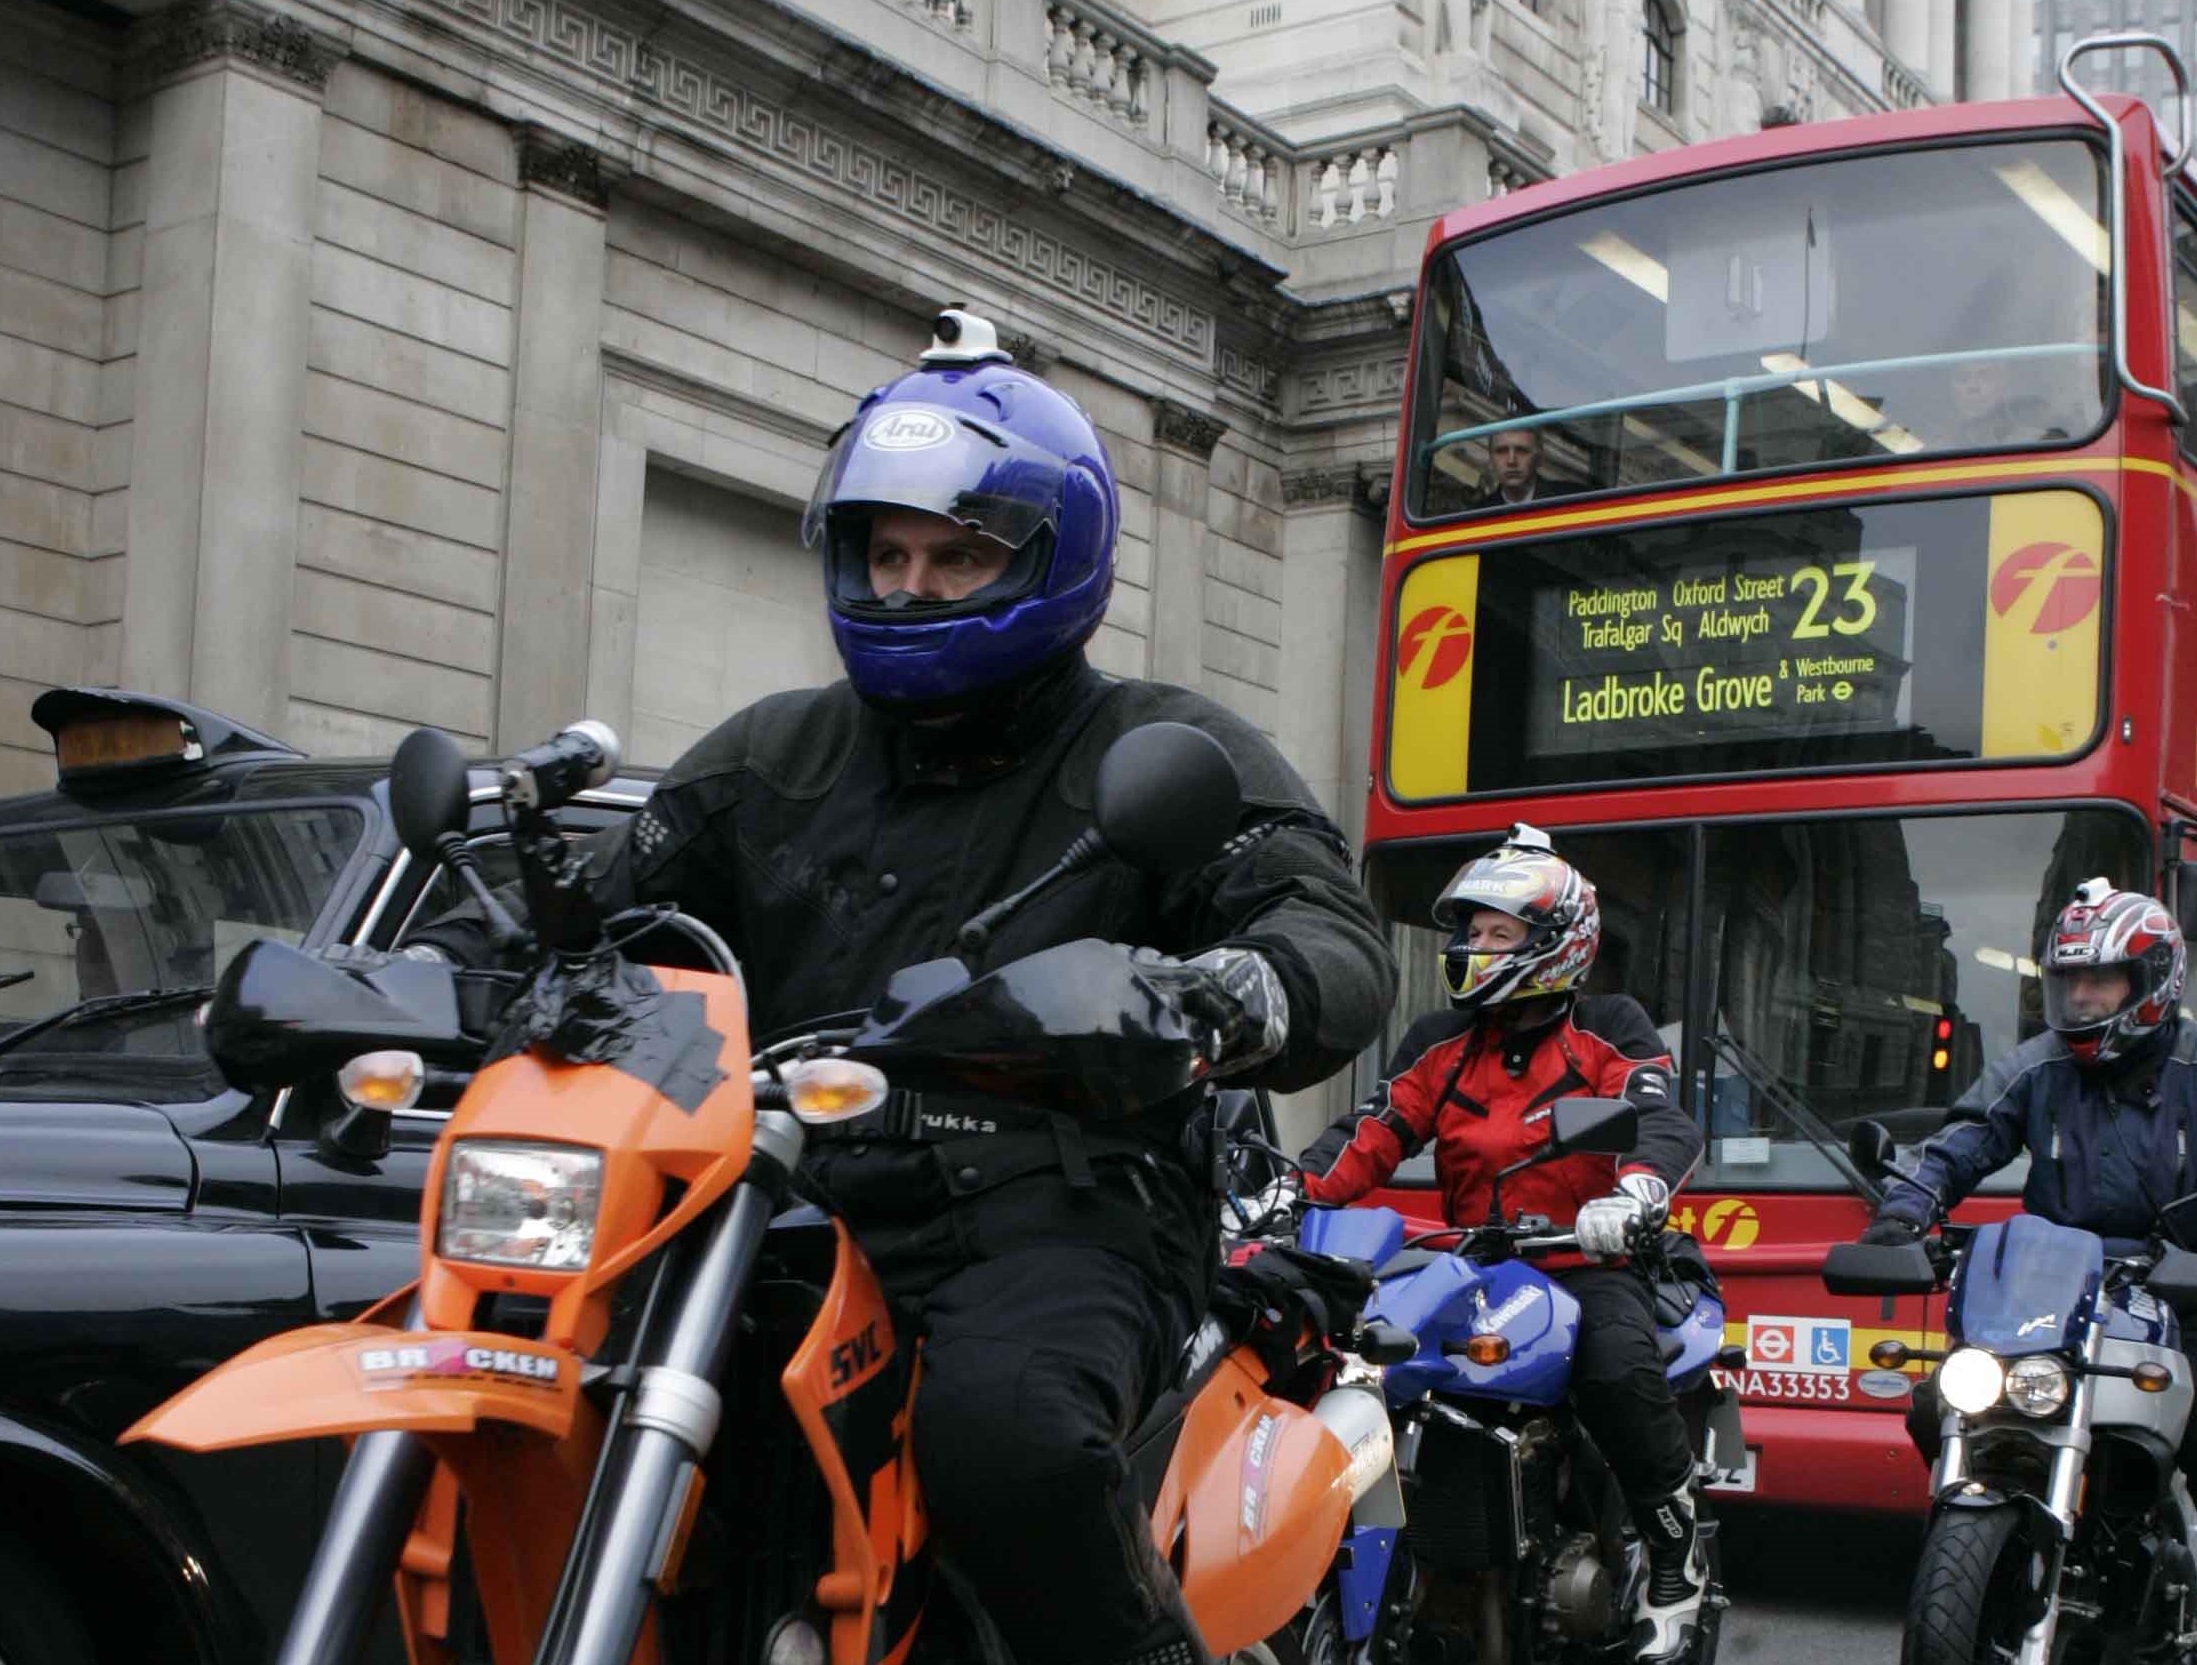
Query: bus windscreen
1387,488,2105,797
1407,138,2109,515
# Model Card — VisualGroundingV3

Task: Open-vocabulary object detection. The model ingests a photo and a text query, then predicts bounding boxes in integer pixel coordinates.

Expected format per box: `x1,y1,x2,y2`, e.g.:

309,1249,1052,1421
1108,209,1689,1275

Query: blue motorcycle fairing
1370,1254,1581,1406
1950,1214,2104,1356
1300,1204,1407,1270
2104,1283,2181,1347
1334,1524,1398,1642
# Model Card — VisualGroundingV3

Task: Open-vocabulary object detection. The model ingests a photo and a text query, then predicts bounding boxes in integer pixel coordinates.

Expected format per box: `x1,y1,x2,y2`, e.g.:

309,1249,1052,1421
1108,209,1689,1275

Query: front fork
268,1110,805,1665
1929,1326,2099,1665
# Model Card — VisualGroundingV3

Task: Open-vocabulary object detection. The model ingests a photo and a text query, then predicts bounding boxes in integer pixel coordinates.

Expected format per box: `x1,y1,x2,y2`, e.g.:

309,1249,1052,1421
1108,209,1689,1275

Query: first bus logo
1398,605,1474,690
1991,541,2100,636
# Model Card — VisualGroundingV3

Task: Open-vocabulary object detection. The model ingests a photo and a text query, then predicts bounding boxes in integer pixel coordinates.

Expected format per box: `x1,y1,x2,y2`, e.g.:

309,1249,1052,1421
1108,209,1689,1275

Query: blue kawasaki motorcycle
1296,1098,1742,1665
1826,1121,2197,1665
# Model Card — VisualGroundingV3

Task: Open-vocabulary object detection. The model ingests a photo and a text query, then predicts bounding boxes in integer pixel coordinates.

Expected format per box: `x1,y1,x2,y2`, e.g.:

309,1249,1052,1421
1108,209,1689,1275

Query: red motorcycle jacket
1299,996,1700,1228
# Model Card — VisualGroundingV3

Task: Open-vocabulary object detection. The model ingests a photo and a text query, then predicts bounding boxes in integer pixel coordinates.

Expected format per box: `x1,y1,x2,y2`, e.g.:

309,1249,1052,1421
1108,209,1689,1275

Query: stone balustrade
909,0,975,29
1043,0,1164,132
1307,143,1398,228
1206,102,1292,223
1205,103,1418,235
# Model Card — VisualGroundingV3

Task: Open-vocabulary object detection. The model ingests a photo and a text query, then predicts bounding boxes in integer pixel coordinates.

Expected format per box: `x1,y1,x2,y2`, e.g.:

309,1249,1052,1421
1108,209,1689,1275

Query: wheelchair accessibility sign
1747,1315,1850,1374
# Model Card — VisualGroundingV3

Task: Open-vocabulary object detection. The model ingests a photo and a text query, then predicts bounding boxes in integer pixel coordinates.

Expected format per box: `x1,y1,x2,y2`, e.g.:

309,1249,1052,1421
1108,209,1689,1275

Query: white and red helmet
2041,878,2187,1066
1433,823,1600,1015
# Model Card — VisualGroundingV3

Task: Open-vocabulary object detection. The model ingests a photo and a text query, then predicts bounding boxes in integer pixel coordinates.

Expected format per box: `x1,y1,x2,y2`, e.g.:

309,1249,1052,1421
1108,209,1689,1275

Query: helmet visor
804,405,1068,611
2042,958,2155,1037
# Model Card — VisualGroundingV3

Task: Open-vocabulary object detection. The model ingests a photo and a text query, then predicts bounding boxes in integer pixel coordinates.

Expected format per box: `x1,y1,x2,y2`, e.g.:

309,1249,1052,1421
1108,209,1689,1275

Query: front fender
1934,1480,2071,1546
0,1409,252,1664
122,1324,579,1453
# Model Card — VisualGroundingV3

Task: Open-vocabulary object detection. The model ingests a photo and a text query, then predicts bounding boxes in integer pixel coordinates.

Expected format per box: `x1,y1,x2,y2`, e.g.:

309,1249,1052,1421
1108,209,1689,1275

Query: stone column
1147,398,1227,691
1276,466,1373,822
1928,0,1958,99
1964,0,2015,102
123,0,339,735
496,131,612,748
1884,0,1932,85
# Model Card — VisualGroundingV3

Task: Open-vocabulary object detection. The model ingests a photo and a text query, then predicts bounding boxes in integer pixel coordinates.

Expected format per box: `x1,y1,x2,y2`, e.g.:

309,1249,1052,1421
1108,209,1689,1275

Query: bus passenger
1859,881,2195,1457
1477,425,1553,507
1295,824,1710,1661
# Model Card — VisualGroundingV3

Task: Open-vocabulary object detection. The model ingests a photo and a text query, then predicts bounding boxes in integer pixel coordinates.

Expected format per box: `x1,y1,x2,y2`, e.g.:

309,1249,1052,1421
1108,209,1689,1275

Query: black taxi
0,688,653,1664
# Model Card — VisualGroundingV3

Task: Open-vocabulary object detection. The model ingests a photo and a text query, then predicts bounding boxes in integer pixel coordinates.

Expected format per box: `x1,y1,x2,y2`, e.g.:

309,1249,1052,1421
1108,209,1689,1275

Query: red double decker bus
1358,37,2197,1513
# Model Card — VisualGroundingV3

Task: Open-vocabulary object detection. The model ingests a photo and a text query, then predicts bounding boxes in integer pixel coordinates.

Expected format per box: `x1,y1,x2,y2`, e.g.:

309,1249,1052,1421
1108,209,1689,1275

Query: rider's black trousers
1558,1265,1698,1506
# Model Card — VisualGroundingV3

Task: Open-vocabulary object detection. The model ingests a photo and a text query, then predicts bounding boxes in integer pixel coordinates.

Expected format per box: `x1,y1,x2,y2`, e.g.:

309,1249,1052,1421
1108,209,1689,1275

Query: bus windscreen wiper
1709,1031,1884,1207
0,985,215,1063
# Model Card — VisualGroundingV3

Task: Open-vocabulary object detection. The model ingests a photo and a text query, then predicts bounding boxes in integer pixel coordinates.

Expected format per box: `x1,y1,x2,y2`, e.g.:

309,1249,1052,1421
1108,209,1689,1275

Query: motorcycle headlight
438,1140,603,1271
1939,1346,2008,1416
2004,1355,2071,1418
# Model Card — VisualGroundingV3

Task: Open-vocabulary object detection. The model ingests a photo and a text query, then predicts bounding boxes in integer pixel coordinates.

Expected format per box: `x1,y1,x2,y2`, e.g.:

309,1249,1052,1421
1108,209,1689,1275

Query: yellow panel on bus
1979,493,2104,759
1388,553,1481,799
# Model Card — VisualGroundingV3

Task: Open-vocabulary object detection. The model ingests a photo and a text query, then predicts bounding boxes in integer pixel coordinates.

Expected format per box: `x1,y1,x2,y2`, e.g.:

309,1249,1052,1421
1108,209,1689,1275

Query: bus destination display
1524,549,1913,758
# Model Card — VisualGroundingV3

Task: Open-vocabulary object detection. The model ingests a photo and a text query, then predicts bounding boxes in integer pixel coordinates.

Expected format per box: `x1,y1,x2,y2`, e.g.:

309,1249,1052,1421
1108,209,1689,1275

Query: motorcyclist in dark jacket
1294,828,1710,1663
410,309,1398,1665
1862,879,2194,1251
1860,879,2194,1460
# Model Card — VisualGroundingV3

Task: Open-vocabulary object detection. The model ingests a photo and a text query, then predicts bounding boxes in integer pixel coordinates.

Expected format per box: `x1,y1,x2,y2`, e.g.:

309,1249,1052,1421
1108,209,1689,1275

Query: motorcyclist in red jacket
1298,824,1709,1661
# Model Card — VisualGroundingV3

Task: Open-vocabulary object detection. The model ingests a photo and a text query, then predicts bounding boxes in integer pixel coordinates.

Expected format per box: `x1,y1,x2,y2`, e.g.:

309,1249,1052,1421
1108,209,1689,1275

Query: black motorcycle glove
1125,945,1290,1079
1859,1214,1925,1247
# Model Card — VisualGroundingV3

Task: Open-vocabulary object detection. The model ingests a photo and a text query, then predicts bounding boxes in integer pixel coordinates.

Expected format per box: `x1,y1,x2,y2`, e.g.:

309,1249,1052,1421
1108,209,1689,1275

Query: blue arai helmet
802,308,1119,708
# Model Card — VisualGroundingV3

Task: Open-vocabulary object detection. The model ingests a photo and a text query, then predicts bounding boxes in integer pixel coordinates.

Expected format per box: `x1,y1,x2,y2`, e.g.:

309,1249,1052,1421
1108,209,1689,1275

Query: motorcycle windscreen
1300,1205,1406,1269
119,1323,579,1451
1949,1214,2104,1355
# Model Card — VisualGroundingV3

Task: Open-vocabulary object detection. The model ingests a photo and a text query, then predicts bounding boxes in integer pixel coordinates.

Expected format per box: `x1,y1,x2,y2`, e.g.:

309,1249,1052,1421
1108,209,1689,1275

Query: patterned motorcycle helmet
1432,823,1600,1014
802,308,1118,709
2041,878,2186,1066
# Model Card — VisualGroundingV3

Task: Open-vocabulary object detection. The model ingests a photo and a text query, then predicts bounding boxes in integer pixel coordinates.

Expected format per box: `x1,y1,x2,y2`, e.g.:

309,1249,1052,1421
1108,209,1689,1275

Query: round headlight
2004,1355,2071,1418
1939,1347,2007,1416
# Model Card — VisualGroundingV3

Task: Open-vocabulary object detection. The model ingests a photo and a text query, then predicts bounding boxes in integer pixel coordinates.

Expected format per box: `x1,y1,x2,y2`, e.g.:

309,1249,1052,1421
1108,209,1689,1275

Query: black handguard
1858,1214,1926,1247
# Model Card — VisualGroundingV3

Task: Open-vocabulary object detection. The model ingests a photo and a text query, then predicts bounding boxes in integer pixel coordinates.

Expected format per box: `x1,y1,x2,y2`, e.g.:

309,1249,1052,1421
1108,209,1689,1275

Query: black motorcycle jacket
1880,1018,2197,1248
413,654,1397,1287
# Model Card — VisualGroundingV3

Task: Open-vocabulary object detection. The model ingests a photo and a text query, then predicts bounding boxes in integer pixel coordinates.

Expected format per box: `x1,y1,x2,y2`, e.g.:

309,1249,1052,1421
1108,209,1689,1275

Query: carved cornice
1218,344,1280,405
136,0,344,94
1152,398,1228,459
420,0,1218,361
518,127,611,209
1281,463,1385,516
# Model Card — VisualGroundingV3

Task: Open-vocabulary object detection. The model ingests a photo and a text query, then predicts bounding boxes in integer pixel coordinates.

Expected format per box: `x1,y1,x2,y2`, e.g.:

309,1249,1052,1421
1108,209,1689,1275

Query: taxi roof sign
30,687,302,785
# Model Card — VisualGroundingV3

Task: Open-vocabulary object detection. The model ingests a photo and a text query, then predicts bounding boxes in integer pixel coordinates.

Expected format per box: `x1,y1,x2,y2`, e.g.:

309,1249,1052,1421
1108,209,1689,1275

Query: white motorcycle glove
1575,1172,1671,1262
1225,1172,1303,1236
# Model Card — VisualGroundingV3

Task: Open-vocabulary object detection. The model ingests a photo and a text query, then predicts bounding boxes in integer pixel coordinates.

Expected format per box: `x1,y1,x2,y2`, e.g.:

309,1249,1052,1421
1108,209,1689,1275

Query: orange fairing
417,967,755,1354
782,1223,925,1665
1149,1347,1354,1656
120,1325,580,1451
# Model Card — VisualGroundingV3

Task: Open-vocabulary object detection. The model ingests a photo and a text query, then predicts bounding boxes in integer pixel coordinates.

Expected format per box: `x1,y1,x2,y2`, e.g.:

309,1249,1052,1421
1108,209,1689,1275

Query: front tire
1230,1589,1345,1665
0,1532,95,1665
1904,1505,2038,1665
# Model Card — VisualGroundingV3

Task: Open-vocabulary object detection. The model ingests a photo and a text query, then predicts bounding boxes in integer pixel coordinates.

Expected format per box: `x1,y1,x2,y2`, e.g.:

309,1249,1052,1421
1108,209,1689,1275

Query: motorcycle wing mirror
1848,1119,1898,1184
954,723,1242,959
1822,1239,1938,1296
1093,722,1243,873
389,728,473,862
1547,1097,1638,1156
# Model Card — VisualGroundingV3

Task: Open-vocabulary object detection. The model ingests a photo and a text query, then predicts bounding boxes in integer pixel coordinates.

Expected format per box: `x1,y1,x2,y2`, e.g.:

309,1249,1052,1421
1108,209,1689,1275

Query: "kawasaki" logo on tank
1474,1285,1543,1335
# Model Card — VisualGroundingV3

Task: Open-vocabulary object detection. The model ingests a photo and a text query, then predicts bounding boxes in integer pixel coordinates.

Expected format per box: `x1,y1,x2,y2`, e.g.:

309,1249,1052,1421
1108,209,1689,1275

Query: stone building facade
0,0,2019,1122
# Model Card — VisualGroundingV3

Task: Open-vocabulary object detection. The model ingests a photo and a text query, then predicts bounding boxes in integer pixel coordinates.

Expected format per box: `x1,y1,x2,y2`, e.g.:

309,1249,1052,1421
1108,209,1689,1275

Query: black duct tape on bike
483,949,727,1113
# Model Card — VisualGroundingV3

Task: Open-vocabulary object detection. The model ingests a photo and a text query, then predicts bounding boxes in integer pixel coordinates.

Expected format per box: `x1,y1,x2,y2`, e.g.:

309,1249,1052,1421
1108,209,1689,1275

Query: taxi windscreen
0,806,363,1068
1387,487,2105,799
1408,138,2109,515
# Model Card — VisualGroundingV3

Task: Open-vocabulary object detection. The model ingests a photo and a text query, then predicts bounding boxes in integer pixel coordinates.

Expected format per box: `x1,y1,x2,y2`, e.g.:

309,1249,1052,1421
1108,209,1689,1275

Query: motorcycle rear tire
1904,1504,2035,1665
0,1532,95,1665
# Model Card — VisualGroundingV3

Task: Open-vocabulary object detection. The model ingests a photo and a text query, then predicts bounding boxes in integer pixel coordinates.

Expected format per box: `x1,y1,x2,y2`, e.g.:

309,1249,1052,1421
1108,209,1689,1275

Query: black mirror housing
389,727,473,862
1848,1119,1898,1182
1548,1097,1638,1156
1093,723,1243,873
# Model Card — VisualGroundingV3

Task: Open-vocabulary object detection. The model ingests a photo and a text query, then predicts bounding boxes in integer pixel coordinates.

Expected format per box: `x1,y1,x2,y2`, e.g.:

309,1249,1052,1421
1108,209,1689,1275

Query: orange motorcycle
123,718,1403,1665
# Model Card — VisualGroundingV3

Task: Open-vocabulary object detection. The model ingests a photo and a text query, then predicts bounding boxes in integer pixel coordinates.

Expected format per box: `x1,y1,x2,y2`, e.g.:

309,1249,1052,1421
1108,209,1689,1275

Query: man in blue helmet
413,308,1397,1664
